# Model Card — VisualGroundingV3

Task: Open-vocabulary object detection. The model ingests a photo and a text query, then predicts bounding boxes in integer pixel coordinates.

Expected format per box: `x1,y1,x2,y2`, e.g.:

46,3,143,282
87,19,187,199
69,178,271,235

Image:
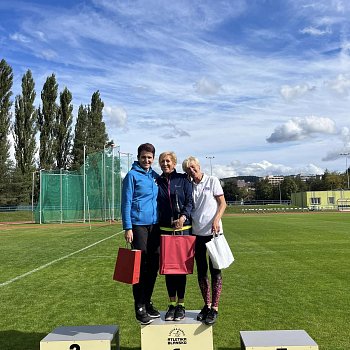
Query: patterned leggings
195,235,223,308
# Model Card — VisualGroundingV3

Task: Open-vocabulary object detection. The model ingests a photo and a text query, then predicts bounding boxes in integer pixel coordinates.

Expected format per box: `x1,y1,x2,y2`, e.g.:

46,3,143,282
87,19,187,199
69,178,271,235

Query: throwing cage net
35,147,122,223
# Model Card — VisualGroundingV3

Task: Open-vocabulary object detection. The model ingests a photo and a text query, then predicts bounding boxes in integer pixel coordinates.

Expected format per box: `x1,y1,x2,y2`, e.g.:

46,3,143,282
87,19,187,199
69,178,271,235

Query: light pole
206,156,215,176
340,152,350,189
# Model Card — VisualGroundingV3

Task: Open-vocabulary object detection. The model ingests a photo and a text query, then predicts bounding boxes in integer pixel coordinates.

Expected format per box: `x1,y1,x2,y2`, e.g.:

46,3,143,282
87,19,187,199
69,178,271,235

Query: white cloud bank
280,83,315,100
194,77,221,96
104,106,128,128
266,116,337,143
212,160,324,178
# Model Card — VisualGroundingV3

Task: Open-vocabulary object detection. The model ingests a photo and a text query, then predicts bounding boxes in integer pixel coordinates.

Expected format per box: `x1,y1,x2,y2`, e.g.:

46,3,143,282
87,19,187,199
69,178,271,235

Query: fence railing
227,200,291,206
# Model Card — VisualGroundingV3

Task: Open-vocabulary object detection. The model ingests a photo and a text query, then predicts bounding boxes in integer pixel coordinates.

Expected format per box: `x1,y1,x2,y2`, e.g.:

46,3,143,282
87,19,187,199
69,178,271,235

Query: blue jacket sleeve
121,172,135,230
181,178,193,221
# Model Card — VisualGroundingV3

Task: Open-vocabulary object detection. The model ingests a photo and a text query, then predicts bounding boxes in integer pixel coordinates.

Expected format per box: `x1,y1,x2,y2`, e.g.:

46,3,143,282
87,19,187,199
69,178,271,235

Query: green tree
293,176,309,193
71,104,89,170
322,170,343,190
280,177,298,200
0,59,13,205
38,74,58,170
86,91,108,153
55,87,73,169
222,180,240,201
13,69,37,175
255,178,273,200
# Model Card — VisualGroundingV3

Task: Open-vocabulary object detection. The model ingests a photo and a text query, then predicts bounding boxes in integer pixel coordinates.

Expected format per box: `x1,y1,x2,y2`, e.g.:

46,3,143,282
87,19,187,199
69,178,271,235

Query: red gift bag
113,247,141,284
159,235,196,275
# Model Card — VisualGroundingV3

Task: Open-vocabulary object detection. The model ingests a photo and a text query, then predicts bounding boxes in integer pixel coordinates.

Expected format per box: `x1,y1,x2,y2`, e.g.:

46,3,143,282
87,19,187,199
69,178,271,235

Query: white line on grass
0,230,124,287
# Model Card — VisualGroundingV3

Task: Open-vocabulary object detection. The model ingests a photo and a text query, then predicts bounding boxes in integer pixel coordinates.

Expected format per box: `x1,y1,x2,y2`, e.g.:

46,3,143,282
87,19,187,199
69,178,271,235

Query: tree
280,177,298,200
38,74,58,170
255,178,273,200
13,69,37,175
0,59,13,204
55,87,73,169
71,104,89,170
322,170,343,190
86,91,108,153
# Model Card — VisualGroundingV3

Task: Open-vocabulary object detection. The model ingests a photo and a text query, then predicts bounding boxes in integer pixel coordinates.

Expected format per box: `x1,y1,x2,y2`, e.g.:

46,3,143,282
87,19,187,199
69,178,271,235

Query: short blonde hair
182,156,200,172
159,151,177,165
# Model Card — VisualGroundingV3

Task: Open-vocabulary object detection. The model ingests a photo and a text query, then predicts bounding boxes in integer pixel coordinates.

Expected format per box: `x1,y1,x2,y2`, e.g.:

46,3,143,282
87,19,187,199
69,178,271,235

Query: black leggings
195,235,221,279
165,274,186,300
131,224,160,307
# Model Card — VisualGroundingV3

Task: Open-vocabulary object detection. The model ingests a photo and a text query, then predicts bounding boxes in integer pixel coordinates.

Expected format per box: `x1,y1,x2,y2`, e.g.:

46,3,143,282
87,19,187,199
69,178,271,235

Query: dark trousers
131,224,160,307
195,235,221,279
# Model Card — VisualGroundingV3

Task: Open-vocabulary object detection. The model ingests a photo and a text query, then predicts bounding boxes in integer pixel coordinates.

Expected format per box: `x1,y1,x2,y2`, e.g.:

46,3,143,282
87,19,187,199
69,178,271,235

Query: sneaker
146,301,160,318
174,305,185,321
197,305,210,321
204,308,218,325
135,306,153,325
165,305,176,321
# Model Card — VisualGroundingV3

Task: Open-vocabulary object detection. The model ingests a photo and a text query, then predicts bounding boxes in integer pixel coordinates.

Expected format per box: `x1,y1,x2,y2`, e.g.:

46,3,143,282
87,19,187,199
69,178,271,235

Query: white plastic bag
205,234,234,269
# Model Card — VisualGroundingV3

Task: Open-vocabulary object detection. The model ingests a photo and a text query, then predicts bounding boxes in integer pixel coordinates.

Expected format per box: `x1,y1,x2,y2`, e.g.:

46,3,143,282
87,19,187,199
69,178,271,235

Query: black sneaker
146,301,160,318
174,305,185,321
197,305,210,321
135,306,153,325
165,305,176,321
204,308,218,325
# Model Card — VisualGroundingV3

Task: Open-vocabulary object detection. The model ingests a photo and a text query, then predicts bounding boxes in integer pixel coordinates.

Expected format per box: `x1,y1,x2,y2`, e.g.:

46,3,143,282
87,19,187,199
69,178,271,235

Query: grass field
1,213,349,350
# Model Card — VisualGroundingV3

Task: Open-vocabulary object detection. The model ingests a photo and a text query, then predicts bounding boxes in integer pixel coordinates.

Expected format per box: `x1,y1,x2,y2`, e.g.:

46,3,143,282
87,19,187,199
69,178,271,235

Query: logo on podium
168,327,187,345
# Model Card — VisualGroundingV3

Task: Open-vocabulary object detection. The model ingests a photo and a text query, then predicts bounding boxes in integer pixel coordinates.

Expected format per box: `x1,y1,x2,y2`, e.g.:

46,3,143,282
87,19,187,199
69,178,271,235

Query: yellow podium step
40,325,119,350
141,310,213,350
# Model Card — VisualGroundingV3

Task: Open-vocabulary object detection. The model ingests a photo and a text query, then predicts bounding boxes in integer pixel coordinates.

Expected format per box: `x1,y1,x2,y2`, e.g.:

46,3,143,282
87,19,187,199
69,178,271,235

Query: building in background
291,190,350,211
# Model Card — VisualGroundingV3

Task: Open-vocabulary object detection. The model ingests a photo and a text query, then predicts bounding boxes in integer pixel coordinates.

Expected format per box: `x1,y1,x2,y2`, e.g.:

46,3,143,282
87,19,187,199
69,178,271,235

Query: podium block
141,310,213,350
240,330,318,350
40,325,119,350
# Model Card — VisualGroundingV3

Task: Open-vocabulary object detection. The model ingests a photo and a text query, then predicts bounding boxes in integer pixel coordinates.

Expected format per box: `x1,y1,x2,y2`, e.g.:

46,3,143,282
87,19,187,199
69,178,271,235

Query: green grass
1,213,349,350
0,210,34,222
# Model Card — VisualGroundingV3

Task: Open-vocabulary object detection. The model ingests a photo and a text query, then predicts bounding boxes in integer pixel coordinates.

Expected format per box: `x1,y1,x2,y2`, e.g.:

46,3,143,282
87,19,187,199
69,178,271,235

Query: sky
1,0,350,177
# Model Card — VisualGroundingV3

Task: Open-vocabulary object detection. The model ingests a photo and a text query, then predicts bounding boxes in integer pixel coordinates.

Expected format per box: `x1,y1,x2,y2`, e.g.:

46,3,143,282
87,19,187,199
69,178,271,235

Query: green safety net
35,148,122,223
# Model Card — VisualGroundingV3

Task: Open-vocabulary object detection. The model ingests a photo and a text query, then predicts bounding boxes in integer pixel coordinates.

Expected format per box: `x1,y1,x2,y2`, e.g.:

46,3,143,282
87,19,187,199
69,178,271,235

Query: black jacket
157,170,192,227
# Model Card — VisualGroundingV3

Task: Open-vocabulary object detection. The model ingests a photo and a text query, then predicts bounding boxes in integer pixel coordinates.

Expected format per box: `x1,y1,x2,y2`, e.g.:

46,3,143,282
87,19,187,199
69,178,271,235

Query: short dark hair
137,143,156,157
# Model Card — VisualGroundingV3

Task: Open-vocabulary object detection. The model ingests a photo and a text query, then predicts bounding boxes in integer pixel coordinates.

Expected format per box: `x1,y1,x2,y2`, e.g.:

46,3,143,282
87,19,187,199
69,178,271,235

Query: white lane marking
0,230,123,287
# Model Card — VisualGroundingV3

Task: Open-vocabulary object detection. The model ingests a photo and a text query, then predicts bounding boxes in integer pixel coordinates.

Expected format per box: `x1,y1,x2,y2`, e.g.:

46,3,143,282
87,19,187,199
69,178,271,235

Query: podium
40,325,119,350
240,330,319,350
141,310,213,350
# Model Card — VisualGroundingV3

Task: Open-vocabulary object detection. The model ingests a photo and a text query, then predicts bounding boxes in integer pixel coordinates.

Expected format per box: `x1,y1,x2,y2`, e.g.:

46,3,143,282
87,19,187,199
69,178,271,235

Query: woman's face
186,161,201,181
160,155,176,175
138,151,154,170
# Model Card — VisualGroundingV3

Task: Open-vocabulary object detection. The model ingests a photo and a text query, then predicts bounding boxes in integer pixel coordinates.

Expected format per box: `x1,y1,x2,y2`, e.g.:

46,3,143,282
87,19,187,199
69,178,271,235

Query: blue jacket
121,161,159,230
157,169,192,228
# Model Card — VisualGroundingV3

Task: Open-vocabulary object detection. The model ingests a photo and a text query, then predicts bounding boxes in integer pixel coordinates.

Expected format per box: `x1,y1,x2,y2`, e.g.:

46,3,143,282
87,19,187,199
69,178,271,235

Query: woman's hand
124,229,133,243
173,215,186,230
211,218,220,235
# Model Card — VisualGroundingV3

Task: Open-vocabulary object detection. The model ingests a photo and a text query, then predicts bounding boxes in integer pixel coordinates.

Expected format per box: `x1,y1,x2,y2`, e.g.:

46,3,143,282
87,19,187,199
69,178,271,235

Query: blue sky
1,0,350,177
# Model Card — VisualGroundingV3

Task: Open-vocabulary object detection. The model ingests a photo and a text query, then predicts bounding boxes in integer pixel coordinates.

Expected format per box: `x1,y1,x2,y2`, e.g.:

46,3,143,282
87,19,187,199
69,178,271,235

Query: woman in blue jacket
157,151,193,321
121,143,160,325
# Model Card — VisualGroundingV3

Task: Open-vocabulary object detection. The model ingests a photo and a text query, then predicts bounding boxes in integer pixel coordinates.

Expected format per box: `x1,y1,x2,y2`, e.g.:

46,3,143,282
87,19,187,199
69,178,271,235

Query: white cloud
300,26,331,36
211,160,324,178
104,106,127,128
9,32,30,43
280,83,315,100
194,77,221,96
323,126,350,160
267,116,337,143
325,74,350,96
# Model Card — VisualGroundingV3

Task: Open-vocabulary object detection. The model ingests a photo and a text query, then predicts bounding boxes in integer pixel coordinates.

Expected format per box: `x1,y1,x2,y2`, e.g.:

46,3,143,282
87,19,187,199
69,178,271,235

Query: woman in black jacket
157,151,193,321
